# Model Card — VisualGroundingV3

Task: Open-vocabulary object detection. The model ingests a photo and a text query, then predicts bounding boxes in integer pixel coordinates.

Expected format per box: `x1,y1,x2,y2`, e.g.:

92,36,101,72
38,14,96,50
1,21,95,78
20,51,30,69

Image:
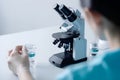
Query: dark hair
80,0,120,26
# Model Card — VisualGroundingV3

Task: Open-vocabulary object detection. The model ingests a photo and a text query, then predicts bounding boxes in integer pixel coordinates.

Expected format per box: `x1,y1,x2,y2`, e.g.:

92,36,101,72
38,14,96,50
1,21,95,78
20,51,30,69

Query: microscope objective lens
58,42,63,48
53,39,59,45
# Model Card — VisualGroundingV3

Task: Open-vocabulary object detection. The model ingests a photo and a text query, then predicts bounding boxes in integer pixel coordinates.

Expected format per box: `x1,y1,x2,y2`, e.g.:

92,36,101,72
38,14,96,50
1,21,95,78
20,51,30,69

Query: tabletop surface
0,26,91,80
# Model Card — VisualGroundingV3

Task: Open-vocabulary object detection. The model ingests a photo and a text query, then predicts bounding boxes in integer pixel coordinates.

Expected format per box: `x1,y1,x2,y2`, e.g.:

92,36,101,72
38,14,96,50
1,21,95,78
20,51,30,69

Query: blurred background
0,0,95,41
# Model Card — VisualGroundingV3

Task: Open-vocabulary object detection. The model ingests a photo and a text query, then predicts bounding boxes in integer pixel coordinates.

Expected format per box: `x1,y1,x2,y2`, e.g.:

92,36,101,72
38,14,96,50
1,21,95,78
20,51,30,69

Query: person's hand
7,45,30,75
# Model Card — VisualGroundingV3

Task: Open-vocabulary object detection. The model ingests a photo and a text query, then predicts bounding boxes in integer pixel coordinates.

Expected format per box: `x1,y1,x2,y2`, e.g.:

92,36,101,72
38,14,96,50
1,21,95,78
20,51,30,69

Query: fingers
8,45,22,56
12,45,22,53
8,45,28,57
22,46,28,56
8,50,13,56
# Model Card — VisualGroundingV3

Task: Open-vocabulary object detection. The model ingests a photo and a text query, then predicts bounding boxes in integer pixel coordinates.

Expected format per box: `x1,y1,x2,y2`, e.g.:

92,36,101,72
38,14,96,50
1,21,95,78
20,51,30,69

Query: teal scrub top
57,49,120,80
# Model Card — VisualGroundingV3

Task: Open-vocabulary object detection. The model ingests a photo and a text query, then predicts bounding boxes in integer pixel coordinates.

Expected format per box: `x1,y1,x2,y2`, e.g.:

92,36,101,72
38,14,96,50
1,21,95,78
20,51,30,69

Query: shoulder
57,52,114,80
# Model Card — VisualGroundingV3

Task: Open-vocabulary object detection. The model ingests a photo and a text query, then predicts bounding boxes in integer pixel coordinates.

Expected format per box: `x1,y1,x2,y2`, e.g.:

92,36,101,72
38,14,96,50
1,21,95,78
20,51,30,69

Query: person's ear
84,8,102,26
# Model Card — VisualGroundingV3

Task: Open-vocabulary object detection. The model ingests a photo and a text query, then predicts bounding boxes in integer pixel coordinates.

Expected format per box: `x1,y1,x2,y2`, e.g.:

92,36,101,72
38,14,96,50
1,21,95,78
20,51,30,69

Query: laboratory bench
0,26,92,80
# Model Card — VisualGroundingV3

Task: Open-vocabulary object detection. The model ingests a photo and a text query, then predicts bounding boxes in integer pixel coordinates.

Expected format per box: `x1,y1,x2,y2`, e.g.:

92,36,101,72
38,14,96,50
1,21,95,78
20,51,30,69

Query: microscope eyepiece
54,4,77,22
59,5,72,17
59,4,77,22
54,4,66,19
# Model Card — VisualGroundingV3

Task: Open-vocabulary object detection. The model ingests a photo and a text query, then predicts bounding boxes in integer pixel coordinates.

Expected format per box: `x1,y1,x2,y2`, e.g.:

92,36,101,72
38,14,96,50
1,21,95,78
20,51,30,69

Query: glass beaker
89,42,99,56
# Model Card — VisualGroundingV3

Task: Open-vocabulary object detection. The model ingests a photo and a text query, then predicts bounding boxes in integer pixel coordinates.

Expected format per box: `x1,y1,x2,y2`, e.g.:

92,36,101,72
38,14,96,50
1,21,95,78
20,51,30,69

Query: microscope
49,4,87,68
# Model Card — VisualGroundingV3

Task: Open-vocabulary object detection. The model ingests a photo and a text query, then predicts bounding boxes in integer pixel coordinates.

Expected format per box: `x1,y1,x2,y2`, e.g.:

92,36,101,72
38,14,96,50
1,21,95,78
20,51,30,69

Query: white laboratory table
0,26,91,80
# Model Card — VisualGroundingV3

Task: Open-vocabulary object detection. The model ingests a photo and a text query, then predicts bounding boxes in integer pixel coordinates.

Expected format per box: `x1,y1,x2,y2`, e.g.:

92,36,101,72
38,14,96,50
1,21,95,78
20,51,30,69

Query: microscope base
49,52,87,68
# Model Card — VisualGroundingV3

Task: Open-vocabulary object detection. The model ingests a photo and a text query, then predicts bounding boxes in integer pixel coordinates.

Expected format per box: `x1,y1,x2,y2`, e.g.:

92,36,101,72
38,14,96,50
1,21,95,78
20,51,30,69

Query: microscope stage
52,32,79,39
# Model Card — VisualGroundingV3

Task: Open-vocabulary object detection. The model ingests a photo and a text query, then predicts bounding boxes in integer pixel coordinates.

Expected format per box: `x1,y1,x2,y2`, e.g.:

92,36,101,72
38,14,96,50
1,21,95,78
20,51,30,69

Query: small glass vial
90,42,99,57
25,44,36,67
25,44,38,80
